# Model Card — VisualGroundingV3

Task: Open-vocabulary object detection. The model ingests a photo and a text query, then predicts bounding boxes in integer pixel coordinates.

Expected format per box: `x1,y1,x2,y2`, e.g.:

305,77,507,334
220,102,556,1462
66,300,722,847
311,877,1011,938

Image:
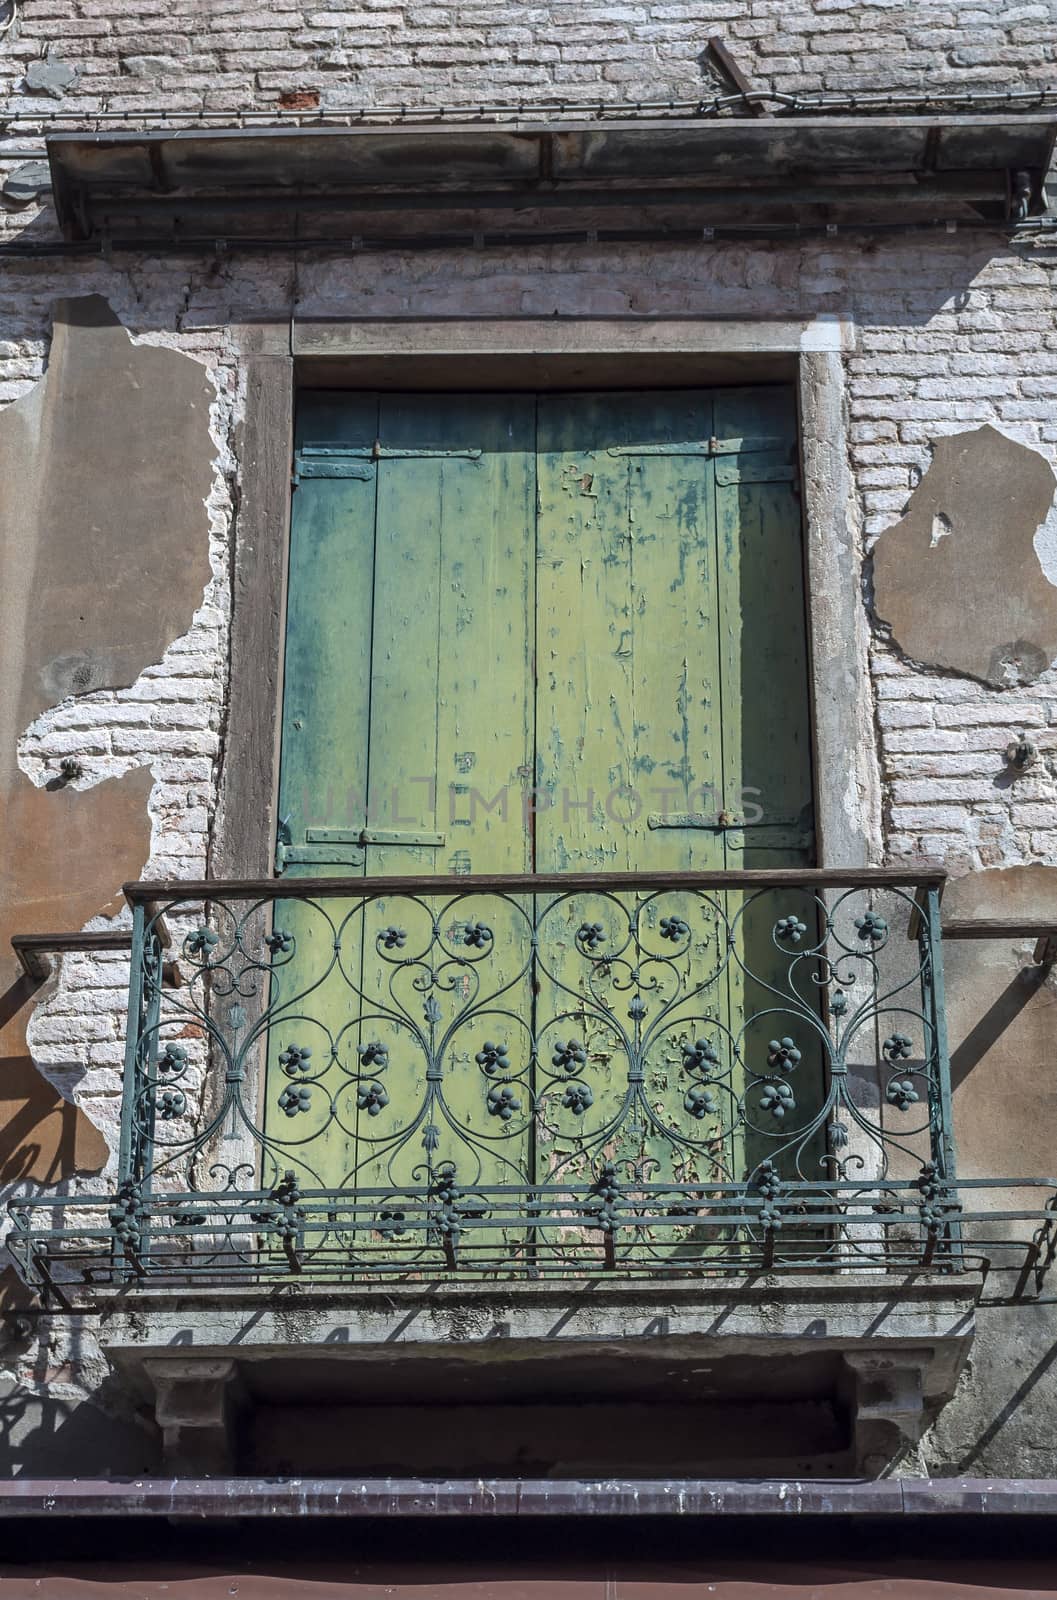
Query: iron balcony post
117,898,147,1184
115,903,163,1278
923,882,962,1265
113,898,150,1282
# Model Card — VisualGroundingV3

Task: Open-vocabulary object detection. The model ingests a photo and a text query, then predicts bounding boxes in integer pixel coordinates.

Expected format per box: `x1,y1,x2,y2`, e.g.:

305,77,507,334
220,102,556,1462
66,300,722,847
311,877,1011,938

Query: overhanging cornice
45,112,1057,246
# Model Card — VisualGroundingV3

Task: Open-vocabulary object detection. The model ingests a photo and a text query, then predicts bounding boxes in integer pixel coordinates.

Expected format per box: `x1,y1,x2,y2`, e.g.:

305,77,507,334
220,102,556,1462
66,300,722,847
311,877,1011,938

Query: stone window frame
212,317,880,879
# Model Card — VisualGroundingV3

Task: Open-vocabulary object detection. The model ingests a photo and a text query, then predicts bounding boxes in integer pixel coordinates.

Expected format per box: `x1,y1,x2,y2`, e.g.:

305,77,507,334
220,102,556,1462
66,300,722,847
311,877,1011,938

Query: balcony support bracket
842,1349,930,1475
142,1356,247,1475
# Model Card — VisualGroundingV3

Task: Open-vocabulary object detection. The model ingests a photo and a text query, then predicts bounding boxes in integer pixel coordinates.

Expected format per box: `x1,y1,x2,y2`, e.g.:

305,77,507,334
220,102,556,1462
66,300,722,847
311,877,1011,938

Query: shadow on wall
0,1326,156,1478
0,295,216,1310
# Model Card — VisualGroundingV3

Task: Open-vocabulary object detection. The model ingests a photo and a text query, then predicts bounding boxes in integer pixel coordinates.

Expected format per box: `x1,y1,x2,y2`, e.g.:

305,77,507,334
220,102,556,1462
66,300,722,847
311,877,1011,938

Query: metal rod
10,930,135,982
116,902,146,1189
125,867,946,905
5,1474,1057,1518
1,218,1055,262
2,84,1054,130
926,885,961,1270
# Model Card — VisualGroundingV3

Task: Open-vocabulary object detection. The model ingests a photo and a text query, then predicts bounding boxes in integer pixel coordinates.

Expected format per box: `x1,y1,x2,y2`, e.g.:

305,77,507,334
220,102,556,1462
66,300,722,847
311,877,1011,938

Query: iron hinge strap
647,810,812,830
293,442,483,484
606,433,792,458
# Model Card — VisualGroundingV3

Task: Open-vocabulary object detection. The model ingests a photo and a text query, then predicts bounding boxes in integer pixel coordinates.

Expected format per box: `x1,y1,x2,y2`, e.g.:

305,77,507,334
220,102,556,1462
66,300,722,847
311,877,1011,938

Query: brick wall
1,4,1057,1470
7,230,1057,1167
1,0,1054,115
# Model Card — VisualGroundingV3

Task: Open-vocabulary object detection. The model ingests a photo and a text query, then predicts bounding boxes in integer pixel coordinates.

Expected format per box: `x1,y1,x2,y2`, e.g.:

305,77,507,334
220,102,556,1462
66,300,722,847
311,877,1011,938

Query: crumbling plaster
0,0,1056,1493
0,291,235,1235
2,222,1057,1476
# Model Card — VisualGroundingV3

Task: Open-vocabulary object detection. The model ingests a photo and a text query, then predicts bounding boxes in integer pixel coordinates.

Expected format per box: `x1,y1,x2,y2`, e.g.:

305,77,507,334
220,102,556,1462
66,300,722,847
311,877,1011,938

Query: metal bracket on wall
10,925,179,988
704,36,764,117
941,916,1057,969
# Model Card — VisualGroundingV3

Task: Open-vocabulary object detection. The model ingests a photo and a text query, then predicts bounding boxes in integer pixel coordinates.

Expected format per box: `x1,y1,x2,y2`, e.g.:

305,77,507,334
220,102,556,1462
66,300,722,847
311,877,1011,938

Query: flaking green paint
271,388,817,1212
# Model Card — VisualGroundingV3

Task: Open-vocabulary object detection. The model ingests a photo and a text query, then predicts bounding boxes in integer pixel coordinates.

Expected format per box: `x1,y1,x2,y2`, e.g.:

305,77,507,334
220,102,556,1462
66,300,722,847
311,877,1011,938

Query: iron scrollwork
4,874,965,1290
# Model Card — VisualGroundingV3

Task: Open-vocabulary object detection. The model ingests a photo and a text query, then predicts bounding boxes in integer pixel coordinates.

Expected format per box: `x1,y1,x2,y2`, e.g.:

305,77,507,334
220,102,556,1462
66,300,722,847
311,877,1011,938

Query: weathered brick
8,13,1057,1451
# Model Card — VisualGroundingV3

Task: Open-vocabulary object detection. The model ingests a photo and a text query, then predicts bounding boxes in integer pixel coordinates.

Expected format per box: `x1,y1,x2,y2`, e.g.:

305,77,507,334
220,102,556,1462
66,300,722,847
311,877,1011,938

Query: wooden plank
533,387,817,1242
277,389,379,858
354,394,537,1227
290,319,831,362
365,393,535,880
11,930,134,982
266,391,380,1191
943,919,1057,939
536,390,723,872
710,387,819,1190
537,392,630,871
706,36,764,115
630,393,725,875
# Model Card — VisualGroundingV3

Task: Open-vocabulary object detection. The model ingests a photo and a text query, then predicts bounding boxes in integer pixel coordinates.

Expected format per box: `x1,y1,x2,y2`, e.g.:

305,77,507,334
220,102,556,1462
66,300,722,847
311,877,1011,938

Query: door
266,387,815,1264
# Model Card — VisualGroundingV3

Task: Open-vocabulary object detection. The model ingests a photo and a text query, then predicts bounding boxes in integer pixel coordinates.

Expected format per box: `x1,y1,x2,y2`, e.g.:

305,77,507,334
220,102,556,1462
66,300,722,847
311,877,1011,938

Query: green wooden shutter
269,393,538,1216
269,386,818,1245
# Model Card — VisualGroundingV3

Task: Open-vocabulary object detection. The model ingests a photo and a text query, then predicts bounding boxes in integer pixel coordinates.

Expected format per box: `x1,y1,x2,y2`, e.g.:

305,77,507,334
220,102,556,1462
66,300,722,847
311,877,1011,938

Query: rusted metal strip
706,37,765,116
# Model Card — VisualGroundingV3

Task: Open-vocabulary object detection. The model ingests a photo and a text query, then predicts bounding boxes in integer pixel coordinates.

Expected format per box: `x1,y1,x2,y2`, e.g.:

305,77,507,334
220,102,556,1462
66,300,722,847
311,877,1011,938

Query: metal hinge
291,448,374,487
275,817,445,872
292,442,483,486
606,433,790,459
275,817,365,871
647,807,814,853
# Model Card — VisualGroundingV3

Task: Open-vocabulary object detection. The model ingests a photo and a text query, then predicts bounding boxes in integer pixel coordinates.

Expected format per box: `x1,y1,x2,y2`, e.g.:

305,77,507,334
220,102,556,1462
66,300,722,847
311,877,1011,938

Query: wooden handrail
123,866,948,906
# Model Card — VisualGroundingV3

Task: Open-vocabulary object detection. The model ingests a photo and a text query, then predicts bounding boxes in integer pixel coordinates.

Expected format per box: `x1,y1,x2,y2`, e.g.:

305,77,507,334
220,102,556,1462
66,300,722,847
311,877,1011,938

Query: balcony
12,865,1044,1297
15,865,1057,1475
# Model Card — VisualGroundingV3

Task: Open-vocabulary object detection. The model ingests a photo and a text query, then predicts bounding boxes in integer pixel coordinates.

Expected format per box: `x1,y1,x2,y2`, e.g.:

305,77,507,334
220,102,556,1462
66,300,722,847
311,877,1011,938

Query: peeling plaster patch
873,425,1057,689
0,295,223,1189
0,770,154,1185
0,295,215,735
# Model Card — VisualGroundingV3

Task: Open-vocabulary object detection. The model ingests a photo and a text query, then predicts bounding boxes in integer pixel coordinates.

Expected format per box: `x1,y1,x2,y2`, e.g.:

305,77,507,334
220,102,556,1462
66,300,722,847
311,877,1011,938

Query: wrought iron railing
8,867,1006,1297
